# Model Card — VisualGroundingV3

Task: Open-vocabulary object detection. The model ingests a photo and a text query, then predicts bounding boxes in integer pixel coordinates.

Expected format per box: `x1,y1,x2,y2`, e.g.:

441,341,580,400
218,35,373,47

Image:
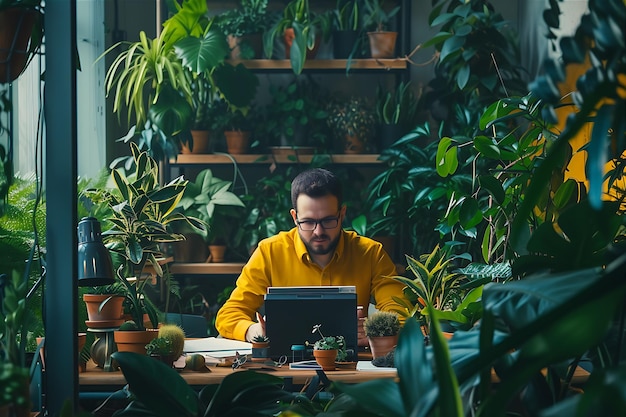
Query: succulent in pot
306,324,345,370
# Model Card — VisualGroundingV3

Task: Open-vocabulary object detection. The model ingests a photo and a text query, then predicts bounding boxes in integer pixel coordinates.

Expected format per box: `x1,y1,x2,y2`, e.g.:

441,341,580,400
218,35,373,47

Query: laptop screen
264,286,358,362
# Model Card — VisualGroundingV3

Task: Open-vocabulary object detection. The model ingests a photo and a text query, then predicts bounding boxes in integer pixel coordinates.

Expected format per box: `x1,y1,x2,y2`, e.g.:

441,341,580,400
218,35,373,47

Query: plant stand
88,327,119,372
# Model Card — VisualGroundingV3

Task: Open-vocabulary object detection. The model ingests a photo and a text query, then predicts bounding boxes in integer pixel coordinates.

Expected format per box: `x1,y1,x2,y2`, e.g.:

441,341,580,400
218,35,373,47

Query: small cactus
118,320,140,331
158,324,186,358
363,311,401,337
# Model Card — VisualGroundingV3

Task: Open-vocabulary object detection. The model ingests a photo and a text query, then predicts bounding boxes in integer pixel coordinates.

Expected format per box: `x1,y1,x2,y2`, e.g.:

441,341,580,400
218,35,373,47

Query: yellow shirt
215,228,405,341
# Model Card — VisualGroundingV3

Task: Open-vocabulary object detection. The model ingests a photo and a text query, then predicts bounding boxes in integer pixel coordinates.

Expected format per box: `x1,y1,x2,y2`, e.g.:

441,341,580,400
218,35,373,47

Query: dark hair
291,168,343,209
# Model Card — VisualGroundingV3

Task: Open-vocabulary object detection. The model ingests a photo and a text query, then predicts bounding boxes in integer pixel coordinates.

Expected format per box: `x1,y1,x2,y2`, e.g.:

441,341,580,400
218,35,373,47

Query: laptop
264,286,358,362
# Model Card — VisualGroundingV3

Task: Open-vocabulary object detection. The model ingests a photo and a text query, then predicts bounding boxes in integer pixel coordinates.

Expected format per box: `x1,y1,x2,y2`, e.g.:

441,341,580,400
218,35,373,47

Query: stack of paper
183,337,252,364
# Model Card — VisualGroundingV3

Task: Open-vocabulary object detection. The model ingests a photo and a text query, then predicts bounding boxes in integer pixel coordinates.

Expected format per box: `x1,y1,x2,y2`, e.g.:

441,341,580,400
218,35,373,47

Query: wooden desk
79,360,397,391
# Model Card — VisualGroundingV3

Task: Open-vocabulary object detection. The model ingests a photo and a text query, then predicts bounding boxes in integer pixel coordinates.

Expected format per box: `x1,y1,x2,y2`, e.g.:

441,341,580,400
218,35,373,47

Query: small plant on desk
307,324,345,370
251,334,270,362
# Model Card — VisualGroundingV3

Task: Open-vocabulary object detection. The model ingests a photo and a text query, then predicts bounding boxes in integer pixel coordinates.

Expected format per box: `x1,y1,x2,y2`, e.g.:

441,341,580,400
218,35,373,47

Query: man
215,168,405,342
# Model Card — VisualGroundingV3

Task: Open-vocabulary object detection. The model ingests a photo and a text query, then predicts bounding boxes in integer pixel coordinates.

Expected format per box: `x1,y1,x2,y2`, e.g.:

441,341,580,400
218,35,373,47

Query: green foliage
111,350,311,417
308,324,345,351
102,0,258,160
260,78,330,150
82,143,205,330
176,168,245,244
145,336,174,356
158,323,186,358
518,0,626,241
326,96,376,146
263,0,332,74
363,0,400,32
363,311,400,337
215,0,268,37
332,0,360,31
252,334,269,343
364,123,443,255
375,81,419,126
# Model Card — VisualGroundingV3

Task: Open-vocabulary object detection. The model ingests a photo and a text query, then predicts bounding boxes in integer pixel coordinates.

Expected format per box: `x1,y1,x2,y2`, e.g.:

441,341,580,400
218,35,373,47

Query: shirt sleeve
215,246,269,341
369,242,407,317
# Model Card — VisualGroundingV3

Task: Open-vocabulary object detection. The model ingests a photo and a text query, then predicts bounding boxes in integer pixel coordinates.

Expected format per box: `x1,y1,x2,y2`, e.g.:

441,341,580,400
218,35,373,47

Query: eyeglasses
296,214,340,231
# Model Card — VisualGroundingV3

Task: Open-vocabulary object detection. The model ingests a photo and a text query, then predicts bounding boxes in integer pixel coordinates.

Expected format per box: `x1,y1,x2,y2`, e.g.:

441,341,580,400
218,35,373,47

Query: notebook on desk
264,286,358,362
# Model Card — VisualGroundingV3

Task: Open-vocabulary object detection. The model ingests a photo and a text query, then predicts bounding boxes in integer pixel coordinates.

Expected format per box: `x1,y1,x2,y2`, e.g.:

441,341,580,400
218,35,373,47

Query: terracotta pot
367,31,397,59
367,334,398,359
208,244,227,263
172,231,209,262
313,349,337,371
224,130,251,154
83,294,125,326
0,8,38,83
284,28,320,60
114,329,159,355
181,130,211,154
228,33,263,59
251,342,270,362
343,134,366,154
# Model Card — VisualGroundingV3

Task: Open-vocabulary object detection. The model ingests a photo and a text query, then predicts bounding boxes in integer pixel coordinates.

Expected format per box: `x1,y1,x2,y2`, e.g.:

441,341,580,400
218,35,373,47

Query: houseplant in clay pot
175,168,245,263
251,334,270,362
82,282,126,328
263,0,332,75
82,142,205,354
363,310,400,359
307,324,344,371
327,96,377,154
363,0,400,58
215,0,268,59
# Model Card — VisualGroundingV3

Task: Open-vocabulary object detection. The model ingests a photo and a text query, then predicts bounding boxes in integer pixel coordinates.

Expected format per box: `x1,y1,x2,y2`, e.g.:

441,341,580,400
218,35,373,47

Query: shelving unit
226,58,408,73
170,262,245,275
172,153,382,165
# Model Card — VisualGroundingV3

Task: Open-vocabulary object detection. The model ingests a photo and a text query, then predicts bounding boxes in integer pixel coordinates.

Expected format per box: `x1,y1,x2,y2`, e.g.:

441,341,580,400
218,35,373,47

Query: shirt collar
294,229,346,263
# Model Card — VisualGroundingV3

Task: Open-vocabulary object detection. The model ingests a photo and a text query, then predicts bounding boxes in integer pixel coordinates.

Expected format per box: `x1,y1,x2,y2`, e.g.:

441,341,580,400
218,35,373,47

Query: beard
302,231,341,256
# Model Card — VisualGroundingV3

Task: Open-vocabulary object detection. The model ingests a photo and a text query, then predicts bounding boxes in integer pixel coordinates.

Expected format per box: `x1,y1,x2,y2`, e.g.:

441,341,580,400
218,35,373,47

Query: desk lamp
77,217,114,287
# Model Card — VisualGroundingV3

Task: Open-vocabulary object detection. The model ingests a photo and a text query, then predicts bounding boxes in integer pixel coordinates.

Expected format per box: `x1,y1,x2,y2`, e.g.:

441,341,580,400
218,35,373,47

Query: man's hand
357,306,368,346
245,312,266,342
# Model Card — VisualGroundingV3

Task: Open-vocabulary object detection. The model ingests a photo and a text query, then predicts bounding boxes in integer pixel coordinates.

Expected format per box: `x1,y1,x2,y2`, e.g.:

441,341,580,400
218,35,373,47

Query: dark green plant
110,350,319,417
364,123,444,256
421,0,527,137
375,81,419,127
145,337,174,356
260,78,330,150
263,0,332,75
252,334,269,343
363,0,399,32
362,311,400,337
332,0,360,31
215,0,268,37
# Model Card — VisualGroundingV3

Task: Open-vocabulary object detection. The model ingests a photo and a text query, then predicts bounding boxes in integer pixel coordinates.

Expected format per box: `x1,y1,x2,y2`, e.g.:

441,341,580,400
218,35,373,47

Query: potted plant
306,324,344,371
145,324,185,367
215,0,268,59
363,0,400,58
175,168,246,263
0,0,44,83
375,81,419,149
213,98,260,154
263,0,332,75
331,0,363,59
82,143,205,354
362,310,400,359
250,334,270,362
261,78,330,152
82,283,126,328
327,96,377,154
102,0,258,158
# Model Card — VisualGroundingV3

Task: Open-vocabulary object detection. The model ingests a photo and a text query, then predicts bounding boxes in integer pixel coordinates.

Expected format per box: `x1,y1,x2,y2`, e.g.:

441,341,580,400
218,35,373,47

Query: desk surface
79,360,397,389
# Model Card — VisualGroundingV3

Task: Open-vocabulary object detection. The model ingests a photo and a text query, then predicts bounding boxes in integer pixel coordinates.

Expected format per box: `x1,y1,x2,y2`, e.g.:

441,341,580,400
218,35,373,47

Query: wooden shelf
171,153,382,165
227,58,407,71
170,262,244,275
